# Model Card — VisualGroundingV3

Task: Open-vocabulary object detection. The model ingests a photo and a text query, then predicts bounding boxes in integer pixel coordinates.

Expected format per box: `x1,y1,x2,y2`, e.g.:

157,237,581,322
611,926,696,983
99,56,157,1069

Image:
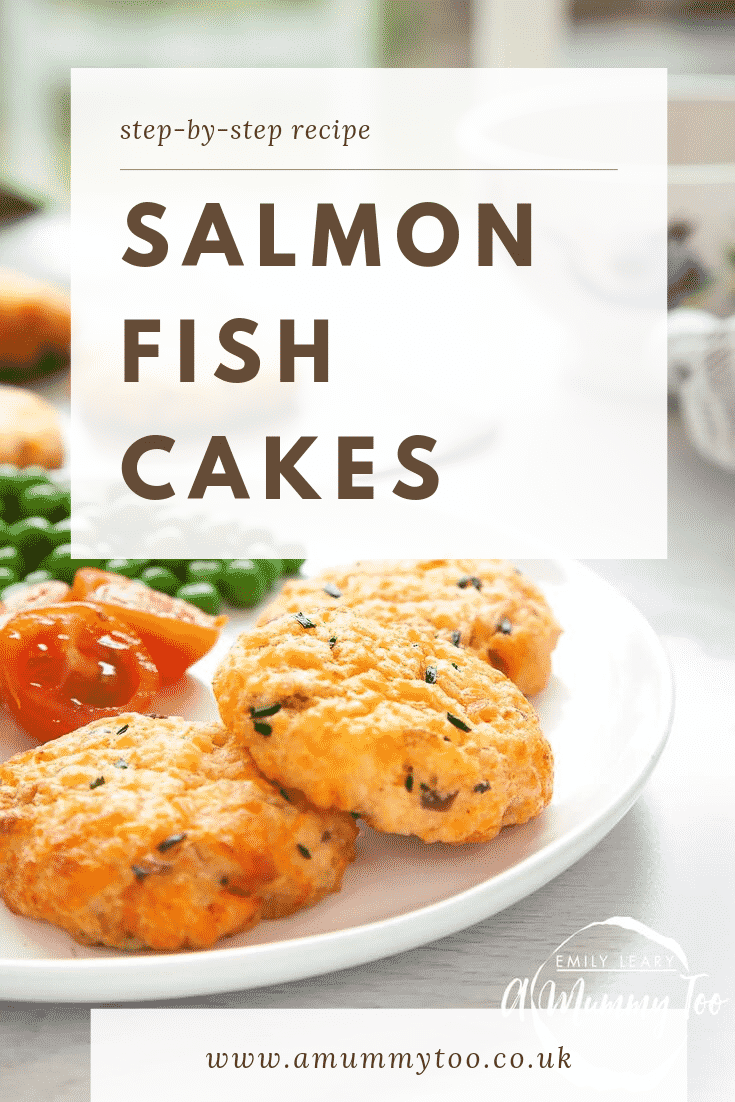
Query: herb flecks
497,617,512,635
350,811,360,819
329,636,337,648
250,702,280,738
250,703,281,719
323,583,342,598
405,773,414,792
294,612,316,629
447,712,471,732
458,575,482,591
89,776,105,789
450,630,461,647
420,787,458,812
297,844,312,859
474,782,491,793
451,662,460,670
158,832,187,853
116,724,129,736
113,759,128,769
279,787,291,803
424,666,437,684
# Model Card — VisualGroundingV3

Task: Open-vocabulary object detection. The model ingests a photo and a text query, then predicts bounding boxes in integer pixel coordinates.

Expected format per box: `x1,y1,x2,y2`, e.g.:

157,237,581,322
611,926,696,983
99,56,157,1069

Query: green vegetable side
0,466,303,613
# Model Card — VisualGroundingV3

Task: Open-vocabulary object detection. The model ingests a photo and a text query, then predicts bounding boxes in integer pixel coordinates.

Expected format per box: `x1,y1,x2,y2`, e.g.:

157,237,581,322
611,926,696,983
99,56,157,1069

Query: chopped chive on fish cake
258,559,561,697
215,609,553,845
0,714,357,950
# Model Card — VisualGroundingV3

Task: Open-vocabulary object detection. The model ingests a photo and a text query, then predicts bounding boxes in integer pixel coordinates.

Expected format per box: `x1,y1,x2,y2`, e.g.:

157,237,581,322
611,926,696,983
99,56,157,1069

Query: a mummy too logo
501,917,727,1092
502,917,726,1017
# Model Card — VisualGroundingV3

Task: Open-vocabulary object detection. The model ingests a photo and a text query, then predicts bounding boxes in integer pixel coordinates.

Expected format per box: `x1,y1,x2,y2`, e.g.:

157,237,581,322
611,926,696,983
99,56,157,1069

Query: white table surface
0,408,732,1102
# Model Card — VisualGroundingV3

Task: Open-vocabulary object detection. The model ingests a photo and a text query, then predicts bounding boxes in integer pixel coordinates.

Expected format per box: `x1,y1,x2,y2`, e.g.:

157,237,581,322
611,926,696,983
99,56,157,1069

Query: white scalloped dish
0,559,673,1003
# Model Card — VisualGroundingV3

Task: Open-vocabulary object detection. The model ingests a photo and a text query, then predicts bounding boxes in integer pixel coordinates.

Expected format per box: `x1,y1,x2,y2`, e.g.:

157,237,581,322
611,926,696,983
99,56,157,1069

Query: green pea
0,565,19,589
40,544,73,581
9,466,51,496
153,559,189,579
19,483,69,522
104,558,150,578
23,569,54,585
175,581,222,616
280,558,305,576
48,518,73,548
0,465,19,497
8,517,54,569
0,545,24,576
39,545,102,584
219,559,267,608
186,559,224,586
139,565,179,595
253,558,282,589
0,497,19,526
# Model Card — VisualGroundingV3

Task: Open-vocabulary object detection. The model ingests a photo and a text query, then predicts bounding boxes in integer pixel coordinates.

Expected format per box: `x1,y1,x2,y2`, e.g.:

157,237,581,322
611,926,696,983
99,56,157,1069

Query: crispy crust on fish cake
258,560,561,697
0,714,357,951
215,609,553,845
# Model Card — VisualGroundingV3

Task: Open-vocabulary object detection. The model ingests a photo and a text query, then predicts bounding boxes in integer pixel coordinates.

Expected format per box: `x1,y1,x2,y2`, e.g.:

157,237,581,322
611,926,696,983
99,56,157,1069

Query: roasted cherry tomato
0,602,159,742
69,568,226,684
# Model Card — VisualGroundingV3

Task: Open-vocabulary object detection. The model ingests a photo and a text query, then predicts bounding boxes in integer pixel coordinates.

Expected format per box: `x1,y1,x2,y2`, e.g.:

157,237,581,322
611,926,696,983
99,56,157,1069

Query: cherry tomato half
69,569,226,684
0,602,159,742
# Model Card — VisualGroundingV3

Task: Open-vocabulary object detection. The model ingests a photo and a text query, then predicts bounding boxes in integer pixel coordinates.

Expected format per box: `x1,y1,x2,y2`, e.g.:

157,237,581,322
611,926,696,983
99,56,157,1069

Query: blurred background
1,0,735,314
1,0,735,473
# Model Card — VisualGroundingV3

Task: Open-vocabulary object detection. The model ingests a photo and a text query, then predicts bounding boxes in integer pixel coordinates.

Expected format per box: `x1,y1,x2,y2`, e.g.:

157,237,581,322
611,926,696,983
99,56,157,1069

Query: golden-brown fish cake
0,385,64,468
258,560,561,697
215,609,553,845
0,714,357,951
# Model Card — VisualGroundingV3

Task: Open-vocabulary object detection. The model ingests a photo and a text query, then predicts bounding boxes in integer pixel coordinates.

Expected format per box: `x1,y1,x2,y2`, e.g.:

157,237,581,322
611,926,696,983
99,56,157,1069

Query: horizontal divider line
119,166,619,172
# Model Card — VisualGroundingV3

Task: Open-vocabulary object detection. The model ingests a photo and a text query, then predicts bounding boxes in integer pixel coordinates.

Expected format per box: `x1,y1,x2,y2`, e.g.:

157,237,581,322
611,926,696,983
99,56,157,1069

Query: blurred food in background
0,267,70,382
668,220,711,310
0,187,37,229
0,186,68,467
0,386,64,469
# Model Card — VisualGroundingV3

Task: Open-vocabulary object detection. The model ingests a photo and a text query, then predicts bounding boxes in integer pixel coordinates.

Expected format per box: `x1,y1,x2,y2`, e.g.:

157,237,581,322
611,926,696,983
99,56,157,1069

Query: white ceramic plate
0,560,673,1003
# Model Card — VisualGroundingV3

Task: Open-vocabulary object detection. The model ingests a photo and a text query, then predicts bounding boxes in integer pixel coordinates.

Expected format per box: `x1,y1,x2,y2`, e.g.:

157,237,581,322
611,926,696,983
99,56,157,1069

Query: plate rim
0,559,675,1003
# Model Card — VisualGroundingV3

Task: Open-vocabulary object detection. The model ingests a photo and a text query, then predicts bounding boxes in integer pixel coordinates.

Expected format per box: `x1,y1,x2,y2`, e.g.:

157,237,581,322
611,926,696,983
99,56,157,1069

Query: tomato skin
0,602,159,742
69,569,226,684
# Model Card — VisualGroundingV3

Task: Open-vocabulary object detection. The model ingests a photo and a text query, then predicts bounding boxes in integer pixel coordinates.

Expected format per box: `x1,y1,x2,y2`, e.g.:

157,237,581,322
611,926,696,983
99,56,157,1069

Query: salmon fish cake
0,714,357,951
215,609,553,845
258,560,561,697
